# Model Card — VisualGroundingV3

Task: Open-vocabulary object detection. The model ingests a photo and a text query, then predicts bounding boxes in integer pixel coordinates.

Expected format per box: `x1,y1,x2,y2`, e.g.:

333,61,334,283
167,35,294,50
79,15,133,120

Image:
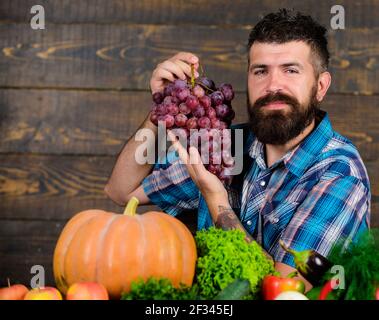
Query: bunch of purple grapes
150,77,236,185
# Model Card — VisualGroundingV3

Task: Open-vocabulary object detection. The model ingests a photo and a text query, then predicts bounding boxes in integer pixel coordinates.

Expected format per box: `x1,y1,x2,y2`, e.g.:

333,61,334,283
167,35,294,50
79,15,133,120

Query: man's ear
316,71,332,102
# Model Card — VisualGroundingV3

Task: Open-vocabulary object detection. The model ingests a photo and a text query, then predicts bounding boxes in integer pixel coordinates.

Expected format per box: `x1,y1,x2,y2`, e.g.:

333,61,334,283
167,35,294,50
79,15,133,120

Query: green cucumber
213,279,251,300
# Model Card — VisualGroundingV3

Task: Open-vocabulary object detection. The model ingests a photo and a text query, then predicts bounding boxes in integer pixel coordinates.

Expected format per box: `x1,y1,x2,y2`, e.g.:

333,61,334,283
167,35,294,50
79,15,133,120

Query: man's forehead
249,41,312,65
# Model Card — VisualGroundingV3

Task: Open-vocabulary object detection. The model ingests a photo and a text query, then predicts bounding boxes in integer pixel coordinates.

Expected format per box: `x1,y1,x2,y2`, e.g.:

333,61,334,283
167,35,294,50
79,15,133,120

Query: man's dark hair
247,8,330,75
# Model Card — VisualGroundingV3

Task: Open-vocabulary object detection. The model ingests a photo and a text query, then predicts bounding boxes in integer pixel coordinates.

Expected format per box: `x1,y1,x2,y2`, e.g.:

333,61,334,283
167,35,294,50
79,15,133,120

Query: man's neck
265,118,316,168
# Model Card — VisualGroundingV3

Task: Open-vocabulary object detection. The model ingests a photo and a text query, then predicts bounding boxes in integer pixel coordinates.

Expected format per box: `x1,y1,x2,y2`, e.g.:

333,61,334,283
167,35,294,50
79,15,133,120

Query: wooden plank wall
0,0,378,287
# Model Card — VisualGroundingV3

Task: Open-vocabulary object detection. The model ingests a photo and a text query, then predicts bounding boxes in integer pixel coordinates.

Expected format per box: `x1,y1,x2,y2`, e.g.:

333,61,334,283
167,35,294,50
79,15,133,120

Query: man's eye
254,70,266,75
286,69,299,74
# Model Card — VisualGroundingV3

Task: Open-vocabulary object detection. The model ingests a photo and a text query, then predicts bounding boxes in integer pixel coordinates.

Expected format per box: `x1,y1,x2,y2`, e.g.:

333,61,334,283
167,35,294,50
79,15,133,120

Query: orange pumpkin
53,197,197,299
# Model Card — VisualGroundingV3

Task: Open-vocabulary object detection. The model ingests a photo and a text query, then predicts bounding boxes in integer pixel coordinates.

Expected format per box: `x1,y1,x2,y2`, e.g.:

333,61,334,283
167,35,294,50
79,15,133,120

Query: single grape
210,91,224,106
198,116,211,129
210,118,221,129
215,104,231,119
199,95,211,109
175,87,191,102
174,113,188,127
179,102,191,115
197,77,216,92
206,107,217,119
152,92,164,104
163,83,175,97
193,106,205,118
151,103,159,114
163,96,174,105
150,112,159,125
193,85,205,98
186,117,198,130
166,103,179,116
185,95,199,111
160,114,175,128
163,95,179,105
156,104,168,115
219,83,235,101
172,96,180,104
174,79,188,89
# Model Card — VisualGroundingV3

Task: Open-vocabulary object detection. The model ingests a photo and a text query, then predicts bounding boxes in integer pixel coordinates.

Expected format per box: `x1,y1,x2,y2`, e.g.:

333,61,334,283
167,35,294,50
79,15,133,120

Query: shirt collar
248,110,334,177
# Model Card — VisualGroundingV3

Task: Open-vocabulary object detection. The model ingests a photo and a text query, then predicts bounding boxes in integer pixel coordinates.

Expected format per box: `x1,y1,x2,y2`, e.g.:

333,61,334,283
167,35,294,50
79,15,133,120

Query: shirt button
259,180,266,187
246,220,252,226
272,217,279,224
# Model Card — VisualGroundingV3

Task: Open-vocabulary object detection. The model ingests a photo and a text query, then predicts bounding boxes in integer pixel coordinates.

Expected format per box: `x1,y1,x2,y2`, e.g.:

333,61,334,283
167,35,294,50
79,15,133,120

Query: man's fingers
174,59,199,79
167,130,198,179
171,52,199,65
153,68,176,83
188,147,208,175
159,60,187,80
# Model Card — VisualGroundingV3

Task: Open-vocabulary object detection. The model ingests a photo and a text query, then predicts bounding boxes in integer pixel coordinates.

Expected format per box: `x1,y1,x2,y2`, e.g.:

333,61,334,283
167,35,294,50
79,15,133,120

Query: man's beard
247,85,320,145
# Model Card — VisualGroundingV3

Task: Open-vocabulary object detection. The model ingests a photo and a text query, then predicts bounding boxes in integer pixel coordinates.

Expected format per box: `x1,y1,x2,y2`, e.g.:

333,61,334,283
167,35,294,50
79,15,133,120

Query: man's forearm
215,205,254,243
105,113,158,205
206,194,253,242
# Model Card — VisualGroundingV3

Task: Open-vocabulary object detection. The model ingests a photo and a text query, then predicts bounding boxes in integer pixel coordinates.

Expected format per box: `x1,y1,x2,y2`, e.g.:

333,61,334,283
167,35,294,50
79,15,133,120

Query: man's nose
265,70,284,94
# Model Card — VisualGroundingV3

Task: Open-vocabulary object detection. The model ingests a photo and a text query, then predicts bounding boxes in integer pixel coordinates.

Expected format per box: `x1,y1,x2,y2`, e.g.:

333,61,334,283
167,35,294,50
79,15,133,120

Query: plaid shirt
142,110,371,267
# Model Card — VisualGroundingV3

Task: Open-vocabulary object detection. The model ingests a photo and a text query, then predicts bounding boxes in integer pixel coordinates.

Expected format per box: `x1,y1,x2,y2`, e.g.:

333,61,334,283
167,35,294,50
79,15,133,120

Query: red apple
66,282,109,300
0,284,29,300
24,287,63,300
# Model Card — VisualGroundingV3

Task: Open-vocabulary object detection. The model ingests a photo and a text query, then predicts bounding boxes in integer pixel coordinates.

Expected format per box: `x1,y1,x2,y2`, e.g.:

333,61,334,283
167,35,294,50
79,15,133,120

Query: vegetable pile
120,228,379,301
121,227,276,300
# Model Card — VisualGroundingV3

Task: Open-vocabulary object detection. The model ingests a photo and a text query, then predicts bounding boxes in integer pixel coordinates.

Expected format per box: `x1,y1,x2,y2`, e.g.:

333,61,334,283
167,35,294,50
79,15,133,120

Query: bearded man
105,9,371,291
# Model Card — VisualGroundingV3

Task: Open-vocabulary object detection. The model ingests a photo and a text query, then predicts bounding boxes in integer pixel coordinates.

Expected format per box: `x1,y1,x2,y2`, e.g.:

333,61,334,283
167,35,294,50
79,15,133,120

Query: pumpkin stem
123,196,139,216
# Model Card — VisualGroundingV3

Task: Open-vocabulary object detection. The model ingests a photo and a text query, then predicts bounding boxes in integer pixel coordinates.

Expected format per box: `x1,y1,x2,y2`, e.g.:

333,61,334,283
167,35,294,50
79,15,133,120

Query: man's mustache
253,92,299,110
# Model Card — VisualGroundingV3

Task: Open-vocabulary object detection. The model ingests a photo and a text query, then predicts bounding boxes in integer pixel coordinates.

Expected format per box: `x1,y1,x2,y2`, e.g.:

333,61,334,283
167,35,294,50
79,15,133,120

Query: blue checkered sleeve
142,150,200,217
271,171,370,268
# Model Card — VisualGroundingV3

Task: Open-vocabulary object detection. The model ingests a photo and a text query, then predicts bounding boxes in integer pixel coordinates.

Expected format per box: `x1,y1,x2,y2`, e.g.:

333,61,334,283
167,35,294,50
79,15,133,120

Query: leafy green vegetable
326,228,379,300
195,227,275,299
120,277,199,300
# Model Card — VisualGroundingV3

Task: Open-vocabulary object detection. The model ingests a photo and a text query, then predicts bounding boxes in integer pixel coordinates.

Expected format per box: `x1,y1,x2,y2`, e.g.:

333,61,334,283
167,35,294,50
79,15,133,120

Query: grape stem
195,81,216,93
190,64,195,89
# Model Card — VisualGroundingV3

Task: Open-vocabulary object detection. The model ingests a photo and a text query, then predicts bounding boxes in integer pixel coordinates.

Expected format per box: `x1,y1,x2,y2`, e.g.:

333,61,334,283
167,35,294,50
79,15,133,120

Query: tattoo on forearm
215,206,253,242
